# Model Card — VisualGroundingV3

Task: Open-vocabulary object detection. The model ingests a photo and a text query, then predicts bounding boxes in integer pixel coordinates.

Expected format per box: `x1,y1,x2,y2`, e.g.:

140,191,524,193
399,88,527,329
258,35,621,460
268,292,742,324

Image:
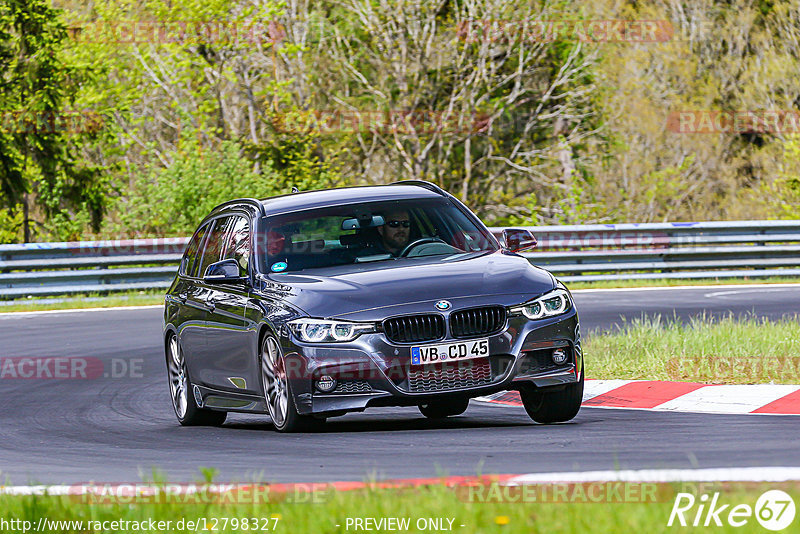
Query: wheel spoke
263,349,276,375
278,389,288,420
173,382,186,417
262,336,288,427
170,338,181,368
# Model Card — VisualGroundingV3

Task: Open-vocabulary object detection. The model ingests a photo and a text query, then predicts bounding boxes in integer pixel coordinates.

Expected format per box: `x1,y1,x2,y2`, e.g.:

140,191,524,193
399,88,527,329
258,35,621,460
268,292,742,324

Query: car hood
258,251,556,321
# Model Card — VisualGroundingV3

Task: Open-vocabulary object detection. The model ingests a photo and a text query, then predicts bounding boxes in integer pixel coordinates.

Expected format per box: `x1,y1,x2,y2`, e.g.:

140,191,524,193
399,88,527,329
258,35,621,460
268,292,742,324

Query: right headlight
287,318,376,343
508,289,572,320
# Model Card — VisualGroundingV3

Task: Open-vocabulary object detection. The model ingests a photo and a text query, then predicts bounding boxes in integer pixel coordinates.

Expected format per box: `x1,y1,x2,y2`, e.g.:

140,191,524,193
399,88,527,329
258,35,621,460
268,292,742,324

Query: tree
0,0,108,242
301,0,599,223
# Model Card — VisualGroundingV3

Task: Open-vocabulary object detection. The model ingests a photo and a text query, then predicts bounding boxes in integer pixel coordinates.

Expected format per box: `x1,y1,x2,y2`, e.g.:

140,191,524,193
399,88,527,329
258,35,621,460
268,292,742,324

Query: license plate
411,338,489,366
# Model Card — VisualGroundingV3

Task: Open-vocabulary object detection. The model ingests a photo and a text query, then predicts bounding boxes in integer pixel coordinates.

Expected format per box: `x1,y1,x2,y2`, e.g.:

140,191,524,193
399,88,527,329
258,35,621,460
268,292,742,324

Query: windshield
257,197,498,273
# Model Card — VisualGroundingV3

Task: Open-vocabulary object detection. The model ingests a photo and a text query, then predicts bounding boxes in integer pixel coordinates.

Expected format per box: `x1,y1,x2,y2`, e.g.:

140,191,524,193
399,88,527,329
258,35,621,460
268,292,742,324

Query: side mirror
203,259,247,284
502,228,537,252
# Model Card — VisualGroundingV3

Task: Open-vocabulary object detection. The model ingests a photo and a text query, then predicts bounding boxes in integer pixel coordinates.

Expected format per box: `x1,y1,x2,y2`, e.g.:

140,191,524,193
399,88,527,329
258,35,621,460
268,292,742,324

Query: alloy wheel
261,336,288,428
167,335,188,418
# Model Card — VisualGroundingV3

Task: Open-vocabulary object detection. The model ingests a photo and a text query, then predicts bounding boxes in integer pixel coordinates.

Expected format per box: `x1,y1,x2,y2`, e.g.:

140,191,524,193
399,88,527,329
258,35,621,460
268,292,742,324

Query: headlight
508,289,572,320
287,318,376,343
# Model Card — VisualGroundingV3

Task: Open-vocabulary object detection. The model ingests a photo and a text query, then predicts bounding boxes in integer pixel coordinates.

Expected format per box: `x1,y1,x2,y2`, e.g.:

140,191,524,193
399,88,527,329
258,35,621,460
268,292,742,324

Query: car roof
258,184,445,217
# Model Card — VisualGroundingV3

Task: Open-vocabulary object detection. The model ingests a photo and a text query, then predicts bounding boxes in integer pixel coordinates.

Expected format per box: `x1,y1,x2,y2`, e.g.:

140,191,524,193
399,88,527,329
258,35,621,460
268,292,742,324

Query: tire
418,397,470,418
166,333,227,426
260,332,320,433
520,365,584,424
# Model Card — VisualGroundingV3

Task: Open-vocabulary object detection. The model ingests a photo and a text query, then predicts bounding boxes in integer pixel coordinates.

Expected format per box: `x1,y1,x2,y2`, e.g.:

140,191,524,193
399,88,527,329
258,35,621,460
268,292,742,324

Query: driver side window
181,224,210,278
221,216,250,276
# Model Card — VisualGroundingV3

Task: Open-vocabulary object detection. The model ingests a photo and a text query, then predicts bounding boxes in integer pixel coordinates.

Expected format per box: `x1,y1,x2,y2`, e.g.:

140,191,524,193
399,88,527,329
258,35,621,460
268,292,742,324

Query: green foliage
249,110,346,193
8,0,800,242
111,136,283,237
0,205,23,243
0,0,110,241
772,136,800,218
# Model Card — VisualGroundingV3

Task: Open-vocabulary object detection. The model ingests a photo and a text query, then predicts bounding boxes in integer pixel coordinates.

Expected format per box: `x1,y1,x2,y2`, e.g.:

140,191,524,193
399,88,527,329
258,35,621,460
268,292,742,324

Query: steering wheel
399,237,449,257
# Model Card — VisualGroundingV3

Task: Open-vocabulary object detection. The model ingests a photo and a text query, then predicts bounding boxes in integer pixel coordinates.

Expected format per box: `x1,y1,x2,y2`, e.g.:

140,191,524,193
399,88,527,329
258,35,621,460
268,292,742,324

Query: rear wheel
166,333,227,426
520,366,584,424
260,333,320,433
418,398,470,418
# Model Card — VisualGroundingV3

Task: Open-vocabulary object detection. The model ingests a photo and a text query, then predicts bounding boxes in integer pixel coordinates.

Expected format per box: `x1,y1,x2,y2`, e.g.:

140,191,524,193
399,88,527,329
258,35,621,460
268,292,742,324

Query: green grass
0,481,797,533
0,290,164,312
567,276,800,290
585,315,800,384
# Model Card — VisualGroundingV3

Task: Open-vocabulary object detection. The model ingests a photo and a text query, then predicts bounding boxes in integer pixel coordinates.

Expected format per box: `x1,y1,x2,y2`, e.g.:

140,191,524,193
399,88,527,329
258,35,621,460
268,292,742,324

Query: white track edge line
579,405,800,416
0,304,163,317
470,399,800,415
507,467,800,484
571,283,800,294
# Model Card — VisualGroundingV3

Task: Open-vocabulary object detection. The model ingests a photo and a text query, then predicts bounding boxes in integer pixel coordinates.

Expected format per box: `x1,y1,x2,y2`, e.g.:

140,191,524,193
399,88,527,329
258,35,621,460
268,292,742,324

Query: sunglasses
386,220,411,228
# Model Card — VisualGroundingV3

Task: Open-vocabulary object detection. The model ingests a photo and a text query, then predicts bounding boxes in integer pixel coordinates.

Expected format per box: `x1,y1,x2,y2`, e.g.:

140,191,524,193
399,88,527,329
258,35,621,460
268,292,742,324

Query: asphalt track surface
0,285,798,484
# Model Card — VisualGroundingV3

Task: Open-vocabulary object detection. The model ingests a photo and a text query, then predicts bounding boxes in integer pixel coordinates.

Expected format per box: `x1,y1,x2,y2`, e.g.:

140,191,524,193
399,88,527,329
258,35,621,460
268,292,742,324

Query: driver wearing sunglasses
376,209,412,256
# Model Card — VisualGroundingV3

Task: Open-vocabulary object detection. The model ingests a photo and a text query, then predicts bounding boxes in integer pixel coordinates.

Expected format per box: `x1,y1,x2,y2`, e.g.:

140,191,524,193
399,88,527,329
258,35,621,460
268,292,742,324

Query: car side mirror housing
203,259,247,284
502,228,537,253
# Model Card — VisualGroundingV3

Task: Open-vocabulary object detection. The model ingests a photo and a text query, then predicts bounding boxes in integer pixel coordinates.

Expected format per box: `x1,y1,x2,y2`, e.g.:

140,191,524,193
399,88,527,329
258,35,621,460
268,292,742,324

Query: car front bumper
280,310,582,416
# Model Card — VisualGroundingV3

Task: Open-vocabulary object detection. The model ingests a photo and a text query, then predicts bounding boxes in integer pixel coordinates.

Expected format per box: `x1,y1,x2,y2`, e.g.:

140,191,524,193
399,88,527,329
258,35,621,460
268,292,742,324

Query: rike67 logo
668,490,796,531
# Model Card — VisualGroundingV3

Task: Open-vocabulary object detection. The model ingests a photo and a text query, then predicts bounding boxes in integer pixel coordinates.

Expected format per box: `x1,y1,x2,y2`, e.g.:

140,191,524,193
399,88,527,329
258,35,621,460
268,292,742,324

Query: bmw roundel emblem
435,300,451,311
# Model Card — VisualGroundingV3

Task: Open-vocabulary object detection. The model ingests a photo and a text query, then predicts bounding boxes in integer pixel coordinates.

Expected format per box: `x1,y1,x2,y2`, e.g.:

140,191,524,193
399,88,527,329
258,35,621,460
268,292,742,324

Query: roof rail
210,198,266,216
392,180,448,196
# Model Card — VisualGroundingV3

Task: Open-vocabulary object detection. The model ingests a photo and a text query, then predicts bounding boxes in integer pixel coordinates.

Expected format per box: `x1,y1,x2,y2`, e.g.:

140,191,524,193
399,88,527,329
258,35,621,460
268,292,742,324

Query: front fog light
552,348,567,365
315,375,337,393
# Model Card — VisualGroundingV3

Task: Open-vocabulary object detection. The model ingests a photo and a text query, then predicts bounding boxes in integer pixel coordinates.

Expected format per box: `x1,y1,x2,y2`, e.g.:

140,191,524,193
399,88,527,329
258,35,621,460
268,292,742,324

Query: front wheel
419,398,470,418
260,333,320,433
166,333,227,426
520,368,584,424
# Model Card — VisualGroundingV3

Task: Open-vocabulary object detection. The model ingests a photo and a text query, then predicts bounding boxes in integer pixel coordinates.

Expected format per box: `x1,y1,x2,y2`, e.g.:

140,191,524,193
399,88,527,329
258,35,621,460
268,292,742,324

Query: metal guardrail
0,238,188,298
490,220,800,282
1,221,799,298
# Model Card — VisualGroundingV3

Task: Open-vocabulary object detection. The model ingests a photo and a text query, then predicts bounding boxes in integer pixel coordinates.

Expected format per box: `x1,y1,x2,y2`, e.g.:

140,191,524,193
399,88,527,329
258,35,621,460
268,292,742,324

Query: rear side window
221,216,250,276
181,224,210,278
197,217,233,278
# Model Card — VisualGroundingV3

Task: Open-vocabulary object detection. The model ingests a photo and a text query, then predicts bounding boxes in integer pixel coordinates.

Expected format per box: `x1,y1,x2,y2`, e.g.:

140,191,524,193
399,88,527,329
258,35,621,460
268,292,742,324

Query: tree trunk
22,193,30,243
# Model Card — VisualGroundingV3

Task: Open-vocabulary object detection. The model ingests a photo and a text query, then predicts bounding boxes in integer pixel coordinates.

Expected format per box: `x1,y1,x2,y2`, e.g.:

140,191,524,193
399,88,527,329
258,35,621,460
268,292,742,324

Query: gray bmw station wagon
163,181,582,432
